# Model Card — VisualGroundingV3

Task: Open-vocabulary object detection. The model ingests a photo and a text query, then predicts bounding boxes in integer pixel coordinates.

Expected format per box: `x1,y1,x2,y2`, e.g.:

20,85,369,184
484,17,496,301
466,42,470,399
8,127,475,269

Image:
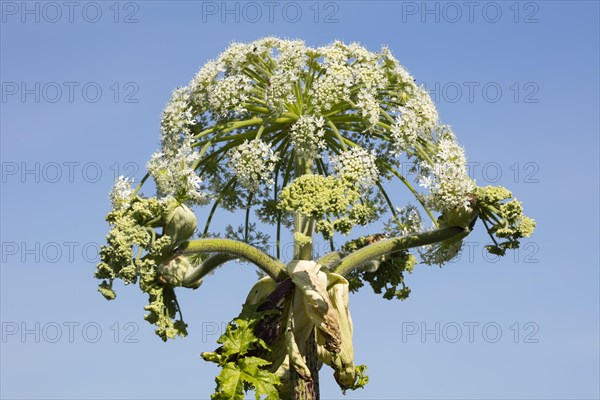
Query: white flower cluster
265,39,308,111
147,139,207,205
208,74,252,117
421,239,463,266
309,66,353,111
310,44,354,111
150,38,475,220
395,204,423,236
160,88,196,141
356,89,380,130
290,115,326,159
189,60,223,102
391,85,439,154
310,41,387,113
422,129,476,212
331,147,379,188
349,43,385,89
189,37,314,117
276,39,308,70
110,175,134,209
218,41,255,73
228,139,279,191
267,70,299,111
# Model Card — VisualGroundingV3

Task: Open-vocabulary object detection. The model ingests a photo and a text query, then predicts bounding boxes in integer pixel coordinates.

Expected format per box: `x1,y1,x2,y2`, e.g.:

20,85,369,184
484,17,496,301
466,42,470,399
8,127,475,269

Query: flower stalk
333,226,469,277
178,238,287,281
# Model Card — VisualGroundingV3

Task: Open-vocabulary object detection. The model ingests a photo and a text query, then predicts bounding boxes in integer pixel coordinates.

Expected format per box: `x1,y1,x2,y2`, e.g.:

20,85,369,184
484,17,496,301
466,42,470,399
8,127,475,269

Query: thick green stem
333,226,470,276
290,156,320,400
293,157,314,261
316,251,345,269
177,239,288,281
181,253,236,288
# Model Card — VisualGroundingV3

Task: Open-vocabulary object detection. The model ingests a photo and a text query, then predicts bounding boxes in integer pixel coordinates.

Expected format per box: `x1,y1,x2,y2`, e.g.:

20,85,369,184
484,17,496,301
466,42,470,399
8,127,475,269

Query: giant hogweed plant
95,38,535,400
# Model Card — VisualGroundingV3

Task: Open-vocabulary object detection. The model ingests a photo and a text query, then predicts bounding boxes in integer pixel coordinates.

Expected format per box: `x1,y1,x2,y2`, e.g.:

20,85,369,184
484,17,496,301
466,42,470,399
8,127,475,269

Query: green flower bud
333,218,354,235
485,245,506,256
293,232,312,247
477,185,512,204
157,255,193,286
315,220,335,240
98,280,116,300
438,204,477,228
162,201,197,247
519,216,536,237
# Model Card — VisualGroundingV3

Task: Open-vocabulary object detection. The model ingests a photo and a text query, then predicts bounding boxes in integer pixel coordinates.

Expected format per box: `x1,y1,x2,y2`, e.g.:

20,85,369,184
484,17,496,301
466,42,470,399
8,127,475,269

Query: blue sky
1,1,599,399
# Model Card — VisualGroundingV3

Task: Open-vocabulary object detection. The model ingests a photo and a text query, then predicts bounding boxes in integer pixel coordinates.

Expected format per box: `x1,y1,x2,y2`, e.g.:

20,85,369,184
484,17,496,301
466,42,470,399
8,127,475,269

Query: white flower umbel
160,88,197,147
310,66,353,112
331,147,379,188
421,239,463,266
290,115,326,159
228,139,279,192
147,138,207,205
276,39,309,70
355,89,380,130
391,86,439,155
189,60,224,103
425,128,476,212
395,204,423,236
110,176,134,209
208,74,252,117
266,70,299,112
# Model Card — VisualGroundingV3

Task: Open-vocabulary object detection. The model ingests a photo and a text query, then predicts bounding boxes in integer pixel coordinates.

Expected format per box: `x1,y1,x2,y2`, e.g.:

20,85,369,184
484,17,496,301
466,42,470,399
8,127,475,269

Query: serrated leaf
211,358,279,400
218,319,259,358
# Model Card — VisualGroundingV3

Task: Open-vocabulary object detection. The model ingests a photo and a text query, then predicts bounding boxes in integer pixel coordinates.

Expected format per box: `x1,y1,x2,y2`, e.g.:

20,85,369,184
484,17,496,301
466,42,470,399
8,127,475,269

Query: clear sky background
1,1,599,399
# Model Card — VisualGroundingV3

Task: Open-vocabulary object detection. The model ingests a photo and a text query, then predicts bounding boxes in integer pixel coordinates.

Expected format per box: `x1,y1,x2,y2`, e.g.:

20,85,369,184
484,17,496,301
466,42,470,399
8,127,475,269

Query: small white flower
330,147,379,188
290,115,327,159
424,128,476,212
421,240,463,266
208,74,252,117
110,176,134,210
147,138,208,205
418,175,433,189
389,204,423,236
189,59,224,102
228,139,279,191
160,88,197,141
266,70,299,111
355,89,380,130
391,85,439,155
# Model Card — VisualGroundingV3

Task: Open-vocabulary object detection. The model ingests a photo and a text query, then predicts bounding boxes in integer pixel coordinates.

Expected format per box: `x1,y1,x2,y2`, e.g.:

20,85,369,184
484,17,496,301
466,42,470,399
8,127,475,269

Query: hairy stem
316,251,345,269
181,253,236,288
177,239,288,281
290,155,319,399
293,156,314,261
333,226,470,276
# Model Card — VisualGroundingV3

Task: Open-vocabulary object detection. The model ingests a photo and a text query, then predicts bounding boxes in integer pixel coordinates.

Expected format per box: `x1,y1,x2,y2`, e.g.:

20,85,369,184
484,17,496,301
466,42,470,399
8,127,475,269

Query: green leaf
219,318,263,358
211,358,279,400
204,303,282,398
342,364,369,393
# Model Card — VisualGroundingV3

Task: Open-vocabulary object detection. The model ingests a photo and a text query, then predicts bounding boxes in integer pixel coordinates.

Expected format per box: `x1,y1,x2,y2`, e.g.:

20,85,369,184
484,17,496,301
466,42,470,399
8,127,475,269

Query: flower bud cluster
95,195,198,341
